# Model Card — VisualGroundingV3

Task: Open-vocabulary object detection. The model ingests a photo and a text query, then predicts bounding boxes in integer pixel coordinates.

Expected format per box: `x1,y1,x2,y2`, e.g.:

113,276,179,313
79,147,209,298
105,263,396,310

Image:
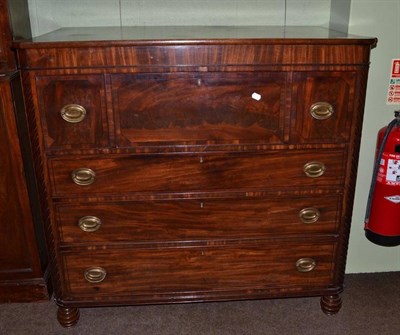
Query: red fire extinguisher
365,110,400,246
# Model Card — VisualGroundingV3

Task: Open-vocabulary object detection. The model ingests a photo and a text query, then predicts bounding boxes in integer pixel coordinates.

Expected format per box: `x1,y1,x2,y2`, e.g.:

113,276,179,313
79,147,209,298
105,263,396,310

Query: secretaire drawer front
111,72,286,145
49,150,346,196
36,75,108,149
57,195,341,243
291,72,356,143
62,242,336,297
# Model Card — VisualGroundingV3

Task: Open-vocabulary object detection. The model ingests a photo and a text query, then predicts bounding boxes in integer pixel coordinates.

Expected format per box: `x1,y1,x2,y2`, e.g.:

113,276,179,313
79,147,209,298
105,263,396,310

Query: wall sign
387,59,400,105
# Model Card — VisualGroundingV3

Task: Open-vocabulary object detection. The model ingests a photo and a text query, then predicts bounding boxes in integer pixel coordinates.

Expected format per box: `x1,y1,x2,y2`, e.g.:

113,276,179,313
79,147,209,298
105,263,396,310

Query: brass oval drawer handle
310,102,334,120
78,216,102,232
303,162,326,178
299,208,321,224
84,267,107,283
71,168,95,186
60,104,87,123
296,258,317,273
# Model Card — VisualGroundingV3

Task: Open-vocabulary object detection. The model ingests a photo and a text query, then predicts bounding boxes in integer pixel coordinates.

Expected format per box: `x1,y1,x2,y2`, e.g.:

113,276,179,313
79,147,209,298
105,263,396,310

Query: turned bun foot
320,294,342,315
57,306,80,328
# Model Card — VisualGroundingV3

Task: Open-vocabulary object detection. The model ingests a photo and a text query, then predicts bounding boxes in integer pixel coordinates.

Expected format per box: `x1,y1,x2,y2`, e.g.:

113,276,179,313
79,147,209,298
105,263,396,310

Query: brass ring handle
60,104,87,123
299,208,320,224
84,267,107,283
303,162,326,178
78,216,102,232
296,258,317,272
310,102,334,120
71,168,95,186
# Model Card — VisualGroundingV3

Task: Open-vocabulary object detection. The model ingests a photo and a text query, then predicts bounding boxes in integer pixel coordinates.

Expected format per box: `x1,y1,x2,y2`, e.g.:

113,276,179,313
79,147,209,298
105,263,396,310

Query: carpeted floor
0,272,399,335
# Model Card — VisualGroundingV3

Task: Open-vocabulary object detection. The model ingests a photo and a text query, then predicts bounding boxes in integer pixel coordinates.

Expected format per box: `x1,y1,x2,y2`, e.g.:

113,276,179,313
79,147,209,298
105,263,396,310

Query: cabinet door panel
0,75,47,285
0,74,50,301
36,75,108,149
112,72,287,145
291,72,356,143
0,85,32,272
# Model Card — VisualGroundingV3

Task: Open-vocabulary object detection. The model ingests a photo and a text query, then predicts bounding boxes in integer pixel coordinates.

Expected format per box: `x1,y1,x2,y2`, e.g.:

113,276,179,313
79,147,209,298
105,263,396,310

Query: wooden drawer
61,241,336,298
56,195,341,244
111,72,287,145
291,72,356,143
36,75,108,149
49,150,346,196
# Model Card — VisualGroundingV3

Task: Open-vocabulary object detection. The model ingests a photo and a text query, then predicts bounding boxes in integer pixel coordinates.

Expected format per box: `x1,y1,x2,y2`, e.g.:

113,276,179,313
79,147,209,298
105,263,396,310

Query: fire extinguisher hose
364,111,400,224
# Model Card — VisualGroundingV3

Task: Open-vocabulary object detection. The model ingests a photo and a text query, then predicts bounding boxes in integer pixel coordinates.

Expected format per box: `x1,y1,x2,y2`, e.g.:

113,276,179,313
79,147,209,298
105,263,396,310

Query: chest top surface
14,25,376,46
12,26,377,70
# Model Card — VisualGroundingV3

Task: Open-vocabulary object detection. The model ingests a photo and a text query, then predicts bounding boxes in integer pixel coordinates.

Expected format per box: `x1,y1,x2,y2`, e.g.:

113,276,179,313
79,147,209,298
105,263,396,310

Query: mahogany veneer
13,26,376,327
0,0,50,302
0,72,50,302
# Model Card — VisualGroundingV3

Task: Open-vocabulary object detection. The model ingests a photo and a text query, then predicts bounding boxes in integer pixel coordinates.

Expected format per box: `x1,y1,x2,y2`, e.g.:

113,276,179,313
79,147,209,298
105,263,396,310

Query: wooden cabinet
0,0,31,71
13,26,376,327
0,72,50,301
0,0,50,302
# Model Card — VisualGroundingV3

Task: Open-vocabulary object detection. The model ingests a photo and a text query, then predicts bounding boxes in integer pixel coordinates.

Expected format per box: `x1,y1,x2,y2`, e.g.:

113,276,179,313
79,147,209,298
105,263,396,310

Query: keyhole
200,202,204,208
199,156,204,164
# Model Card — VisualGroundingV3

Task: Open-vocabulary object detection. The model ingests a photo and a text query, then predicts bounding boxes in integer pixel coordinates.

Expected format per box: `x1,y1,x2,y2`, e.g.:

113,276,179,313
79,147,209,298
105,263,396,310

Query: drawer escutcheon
71,168,96,186
60,104,87,123
303,162,326,178
296,258,317,272
310,102,334,120
84,267,107,283
78,216,102,232
298,208,321,224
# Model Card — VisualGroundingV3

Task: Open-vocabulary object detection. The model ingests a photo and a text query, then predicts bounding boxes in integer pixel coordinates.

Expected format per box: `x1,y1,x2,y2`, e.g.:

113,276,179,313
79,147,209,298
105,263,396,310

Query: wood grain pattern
0,0,13,69
56,195,341,244
12,26,376,70
61,241,336,299
0,80,32,272
291,71,356,143
0,0,31,70
112,72,286,145
21,69,65,301
333,69,371,288
49,150,346,196
14,40,375,69
36,74,108,149
0,72,50,301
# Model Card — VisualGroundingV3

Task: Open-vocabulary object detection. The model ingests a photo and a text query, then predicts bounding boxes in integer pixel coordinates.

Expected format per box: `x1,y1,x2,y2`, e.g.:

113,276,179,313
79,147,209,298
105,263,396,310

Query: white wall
27,0,331,37
346,0,400,273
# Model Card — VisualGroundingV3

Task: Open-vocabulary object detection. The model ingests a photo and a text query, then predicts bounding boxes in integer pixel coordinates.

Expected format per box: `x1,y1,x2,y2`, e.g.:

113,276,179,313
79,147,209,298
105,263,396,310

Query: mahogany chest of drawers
13,26,376,327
